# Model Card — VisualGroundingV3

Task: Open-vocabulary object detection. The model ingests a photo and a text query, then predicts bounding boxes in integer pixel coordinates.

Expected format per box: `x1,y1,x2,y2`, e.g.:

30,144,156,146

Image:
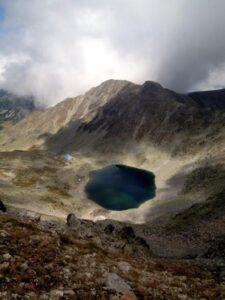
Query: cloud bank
0,0,225,106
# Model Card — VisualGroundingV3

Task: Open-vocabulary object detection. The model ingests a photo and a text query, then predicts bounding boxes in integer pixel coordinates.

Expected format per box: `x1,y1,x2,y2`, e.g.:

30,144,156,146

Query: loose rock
104,272,135,296
66,213,80,227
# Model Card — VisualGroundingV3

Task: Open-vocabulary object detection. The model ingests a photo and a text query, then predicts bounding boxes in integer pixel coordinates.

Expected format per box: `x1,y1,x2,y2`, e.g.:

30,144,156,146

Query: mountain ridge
2,79,225,155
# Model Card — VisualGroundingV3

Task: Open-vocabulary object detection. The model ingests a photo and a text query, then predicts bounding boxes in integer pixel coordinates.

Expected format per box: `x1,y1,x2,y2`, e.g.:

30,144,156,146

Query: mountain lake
85,164,156,210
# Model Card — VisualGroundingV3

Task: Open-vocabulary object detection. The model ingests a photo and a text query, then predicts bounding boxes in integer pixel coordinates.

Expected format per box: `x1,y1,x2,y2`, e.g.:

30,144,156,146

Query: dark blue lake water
85,164,156,211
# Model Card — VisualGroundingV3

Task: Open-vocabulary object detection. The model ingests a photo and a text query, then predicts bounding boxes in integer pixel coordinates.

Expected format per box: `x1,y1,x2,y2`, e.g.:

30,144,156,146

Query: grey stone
50,289,64,297
118,261,132,272
104,272,135,296
3,253,12,260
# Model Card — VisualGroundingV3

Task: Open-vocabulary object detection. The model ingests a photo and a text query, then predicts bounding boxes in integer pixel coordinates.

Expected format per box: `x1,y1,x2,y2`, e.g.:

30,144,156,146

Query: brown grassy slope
0,213,225,299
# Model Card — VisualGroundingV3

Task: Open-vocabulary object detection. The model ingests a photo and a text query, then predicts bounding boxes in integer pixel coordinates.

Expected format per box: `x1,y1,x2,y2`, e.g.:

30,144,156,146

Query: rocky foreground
0,212,225,299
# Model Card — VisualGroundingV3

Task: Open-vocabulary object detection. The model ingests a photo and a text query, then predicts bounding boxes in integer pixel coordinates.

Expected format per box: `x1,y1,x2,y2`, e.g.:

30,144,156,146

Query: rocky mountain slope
0,80,132,151
0,210,225,299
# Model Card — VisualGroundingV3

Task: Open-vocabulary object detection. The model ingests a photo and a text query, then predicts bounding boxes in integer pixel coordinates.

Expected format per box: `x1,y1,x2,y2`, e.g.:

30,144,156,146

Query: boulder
66,213,80,228
103,272,135,297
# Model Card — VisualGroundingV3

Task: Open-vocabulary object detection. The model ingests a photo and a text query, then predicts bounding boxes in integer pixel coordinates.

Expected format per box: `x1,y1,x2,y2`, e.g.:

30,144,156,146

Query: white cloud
193,64,225,91
0,0,225,105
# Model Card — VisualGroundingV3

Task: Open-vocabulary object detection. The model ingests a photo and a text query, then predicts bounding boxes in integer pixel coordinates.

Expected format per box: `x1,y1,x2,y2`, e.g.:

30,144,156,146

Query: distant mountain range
0,89,35,129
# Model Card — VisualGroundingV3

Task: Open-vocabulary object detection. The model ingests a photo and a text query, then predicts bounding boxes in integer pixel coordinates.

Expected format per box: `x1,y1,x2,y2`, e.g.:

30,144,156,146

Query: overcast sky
0,0,225,106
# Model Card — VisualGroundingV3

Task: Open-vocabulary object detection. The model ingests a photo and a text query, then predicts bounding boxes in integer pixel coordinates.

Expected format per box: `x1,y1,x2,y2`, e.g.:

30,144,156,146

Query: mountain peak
99,79,133,86
85,79,135,101
142,81,163,91
94,79,134,92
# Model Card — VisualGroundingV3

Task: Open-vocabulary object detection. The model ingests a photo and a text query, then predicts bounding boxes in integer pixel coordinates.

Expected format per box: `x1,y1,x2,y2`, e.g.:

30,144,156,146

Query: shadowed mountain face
189,89,225,109
41,81,225,156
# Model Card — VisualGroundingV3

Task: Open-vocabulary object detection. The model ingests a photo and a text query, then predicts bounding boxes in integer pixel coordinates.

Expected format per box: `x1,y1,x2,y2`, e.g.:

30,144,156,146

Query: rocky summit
0,79,225,298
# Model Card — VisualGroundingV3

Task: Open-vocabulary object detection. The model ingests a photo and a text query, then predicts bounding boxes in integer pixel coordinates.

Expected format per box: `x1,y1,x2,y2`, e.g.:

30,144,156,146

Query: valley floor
0,148,209,224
